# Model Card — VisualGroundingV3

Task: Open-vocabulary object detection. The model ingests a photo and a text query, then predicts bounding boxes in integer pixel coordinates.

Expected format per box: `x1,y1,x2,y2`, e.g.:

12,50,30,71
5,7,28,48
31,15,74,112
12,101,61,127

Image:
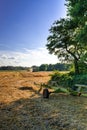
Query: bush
49,71,73,88
49,71,87,89
72,74,87,85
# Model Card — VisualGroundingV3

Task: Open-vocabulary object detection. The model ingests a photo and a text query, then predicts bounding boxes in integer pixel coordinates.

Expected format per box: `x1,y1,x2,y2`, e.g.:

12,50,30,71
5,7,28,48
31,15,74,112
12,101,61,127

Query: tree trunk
74,59,80,75
66,47,80,74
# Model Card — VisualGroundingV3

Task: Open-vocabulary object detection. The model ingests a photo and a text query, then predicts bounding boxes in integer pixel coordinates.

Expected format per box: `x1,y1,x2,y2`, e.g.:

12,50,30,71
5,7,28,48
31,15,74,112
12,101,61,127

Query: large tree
46,0,87,74
66,0,87,65
66,0,87,44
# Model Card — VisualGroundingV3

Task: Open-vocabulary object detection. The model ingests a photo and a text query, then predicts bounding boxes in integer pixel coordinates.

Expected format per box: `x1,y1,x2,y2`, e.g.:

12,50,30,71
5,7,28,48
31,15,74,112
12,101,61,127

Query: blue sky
0,0,67,67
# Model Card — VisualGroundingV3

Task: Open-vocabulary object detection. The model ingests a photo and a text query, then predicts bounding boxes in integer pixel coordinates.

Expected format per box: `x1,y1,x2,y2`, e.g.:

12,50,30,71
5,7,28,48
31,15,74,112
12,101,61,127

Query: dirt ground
0,71,87,130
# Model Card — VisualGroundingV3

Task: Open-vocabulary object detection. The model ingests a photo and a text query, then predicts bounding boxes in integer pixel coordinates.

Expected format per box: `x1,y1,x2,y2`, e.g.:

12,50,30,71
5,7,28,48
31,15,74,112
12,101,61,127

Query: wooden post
43,88,49,98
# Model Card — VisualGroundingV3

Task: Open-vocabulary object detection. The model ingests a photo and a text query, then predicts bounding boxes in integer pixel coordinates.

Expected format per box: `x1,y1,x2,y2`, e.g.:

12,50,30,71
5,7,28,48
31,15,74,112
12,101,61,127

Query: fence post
43,88,49,98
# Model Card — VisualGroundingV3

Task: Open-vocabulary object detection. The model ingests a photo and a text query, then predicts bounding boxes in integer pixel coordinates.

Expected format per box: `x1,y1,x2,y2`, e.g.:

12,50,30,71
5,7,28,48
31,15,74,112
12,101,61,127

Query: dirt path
0,71,87,130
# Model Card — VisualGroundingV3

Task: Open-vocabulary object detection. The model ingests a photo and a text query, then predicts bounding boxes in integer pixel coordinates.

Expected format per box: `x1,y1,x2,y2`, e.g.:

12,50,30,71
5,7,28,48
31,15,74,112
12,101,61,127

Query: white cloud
0,48,59,67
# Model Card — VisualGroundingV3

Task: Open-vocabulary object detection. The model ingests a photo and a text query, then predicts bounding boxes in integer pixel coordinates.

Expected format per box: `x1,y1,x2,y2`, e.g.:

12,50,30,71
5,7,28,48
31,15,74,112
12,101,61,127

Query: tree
66,0,87,70
47,18,84,74
46,0,87,74
66,0,87,47
39,64,48,71
47,64,54,71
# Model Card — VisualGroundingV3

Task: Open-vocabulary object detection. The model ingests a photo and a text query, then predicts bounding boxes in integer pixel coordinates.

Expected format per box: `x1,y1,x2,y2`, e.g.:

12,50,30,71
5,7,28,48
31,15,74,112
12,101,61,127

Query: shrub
49,71,87,89
72,74,87,85
49,71,73,88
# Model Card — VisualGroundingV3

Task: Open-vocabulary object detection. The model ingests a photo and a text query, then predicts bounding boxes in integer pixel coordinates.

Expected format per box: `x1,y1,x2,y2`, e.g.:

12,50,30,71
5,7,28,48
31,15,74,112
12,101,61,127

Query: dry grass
0,71,87,130
0,71,52,103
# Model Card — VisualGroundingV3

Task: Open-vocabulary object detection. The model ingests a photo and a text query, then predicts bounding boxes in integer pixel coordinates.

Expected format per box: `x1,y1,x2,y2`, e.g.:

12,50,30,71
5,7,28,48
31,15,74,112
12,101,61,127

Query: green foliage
46,18,85,74
66,0,87,43
46,0,87,75
0,63,71,72
0,66,28,71
69,89,78,96
49,71,87,89
46,18,79,62
47,71,87,96
72,74,87,85
54,87,69,93
49,71,73,88
78,62,87,74
39,63,70,71
39,64,48,71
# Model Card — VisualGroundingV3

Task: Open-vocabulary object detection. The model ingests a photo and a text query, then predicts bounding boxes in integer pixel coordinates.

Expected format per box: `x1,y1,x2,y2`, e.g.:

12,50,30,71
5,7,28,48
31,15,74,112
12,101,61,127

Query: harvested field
0,71,87,130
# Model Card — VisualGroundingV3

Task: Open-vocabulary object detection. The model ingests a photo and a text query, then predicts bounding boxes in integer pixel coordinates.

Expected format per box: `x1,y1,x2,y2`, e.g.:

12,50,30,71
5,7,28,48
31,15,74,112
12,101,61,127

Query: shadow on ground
19,86,34,91
0,92,87,130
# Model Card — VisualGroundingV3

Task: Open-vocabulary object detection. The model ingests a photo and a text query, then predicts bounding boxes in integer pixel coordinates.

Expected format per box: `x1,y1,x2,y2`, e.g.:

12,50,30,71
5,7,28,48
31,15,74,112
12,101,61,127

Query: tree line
32,63,71,72
0,63,71,72
0,66,28,71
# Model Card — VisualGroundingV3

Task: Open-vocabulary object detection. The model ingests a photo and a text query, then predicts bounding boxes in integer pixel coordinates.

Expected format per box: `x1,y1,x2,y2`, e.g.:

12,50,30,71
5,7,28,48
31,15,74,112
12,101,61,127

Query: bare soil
0,71,87,130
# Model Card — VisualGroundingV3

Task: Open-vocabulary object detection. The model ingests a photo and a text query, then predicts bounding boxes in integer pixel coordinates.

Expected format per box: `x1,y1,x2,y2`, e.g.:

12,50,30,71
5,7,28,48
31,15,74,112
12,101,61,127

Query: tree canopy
66,0,87,43
46,0,87,74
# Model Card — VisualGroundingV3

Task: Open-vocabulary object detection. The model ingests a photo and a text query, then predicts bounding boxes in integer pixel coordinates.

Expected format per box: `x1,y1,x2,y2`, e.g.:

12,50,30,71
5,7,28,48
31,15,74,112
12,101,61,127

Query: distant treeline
0,63,71,71
0,66,28,71
33,63,71,72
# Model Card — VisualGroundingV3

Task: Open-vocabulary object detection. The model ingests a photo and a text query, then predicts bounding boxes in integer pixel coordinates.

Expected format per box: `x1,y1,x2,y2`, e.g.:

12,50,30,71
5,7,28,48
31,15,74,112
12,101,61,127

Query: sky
0,0,67,67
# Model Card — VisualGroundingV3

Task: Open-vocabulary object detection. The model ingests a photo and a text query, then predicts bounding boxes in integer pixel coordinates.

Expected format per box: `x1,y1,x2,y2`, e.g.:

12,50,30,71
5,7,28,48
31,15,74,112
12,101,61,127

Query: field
0,71,87,130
